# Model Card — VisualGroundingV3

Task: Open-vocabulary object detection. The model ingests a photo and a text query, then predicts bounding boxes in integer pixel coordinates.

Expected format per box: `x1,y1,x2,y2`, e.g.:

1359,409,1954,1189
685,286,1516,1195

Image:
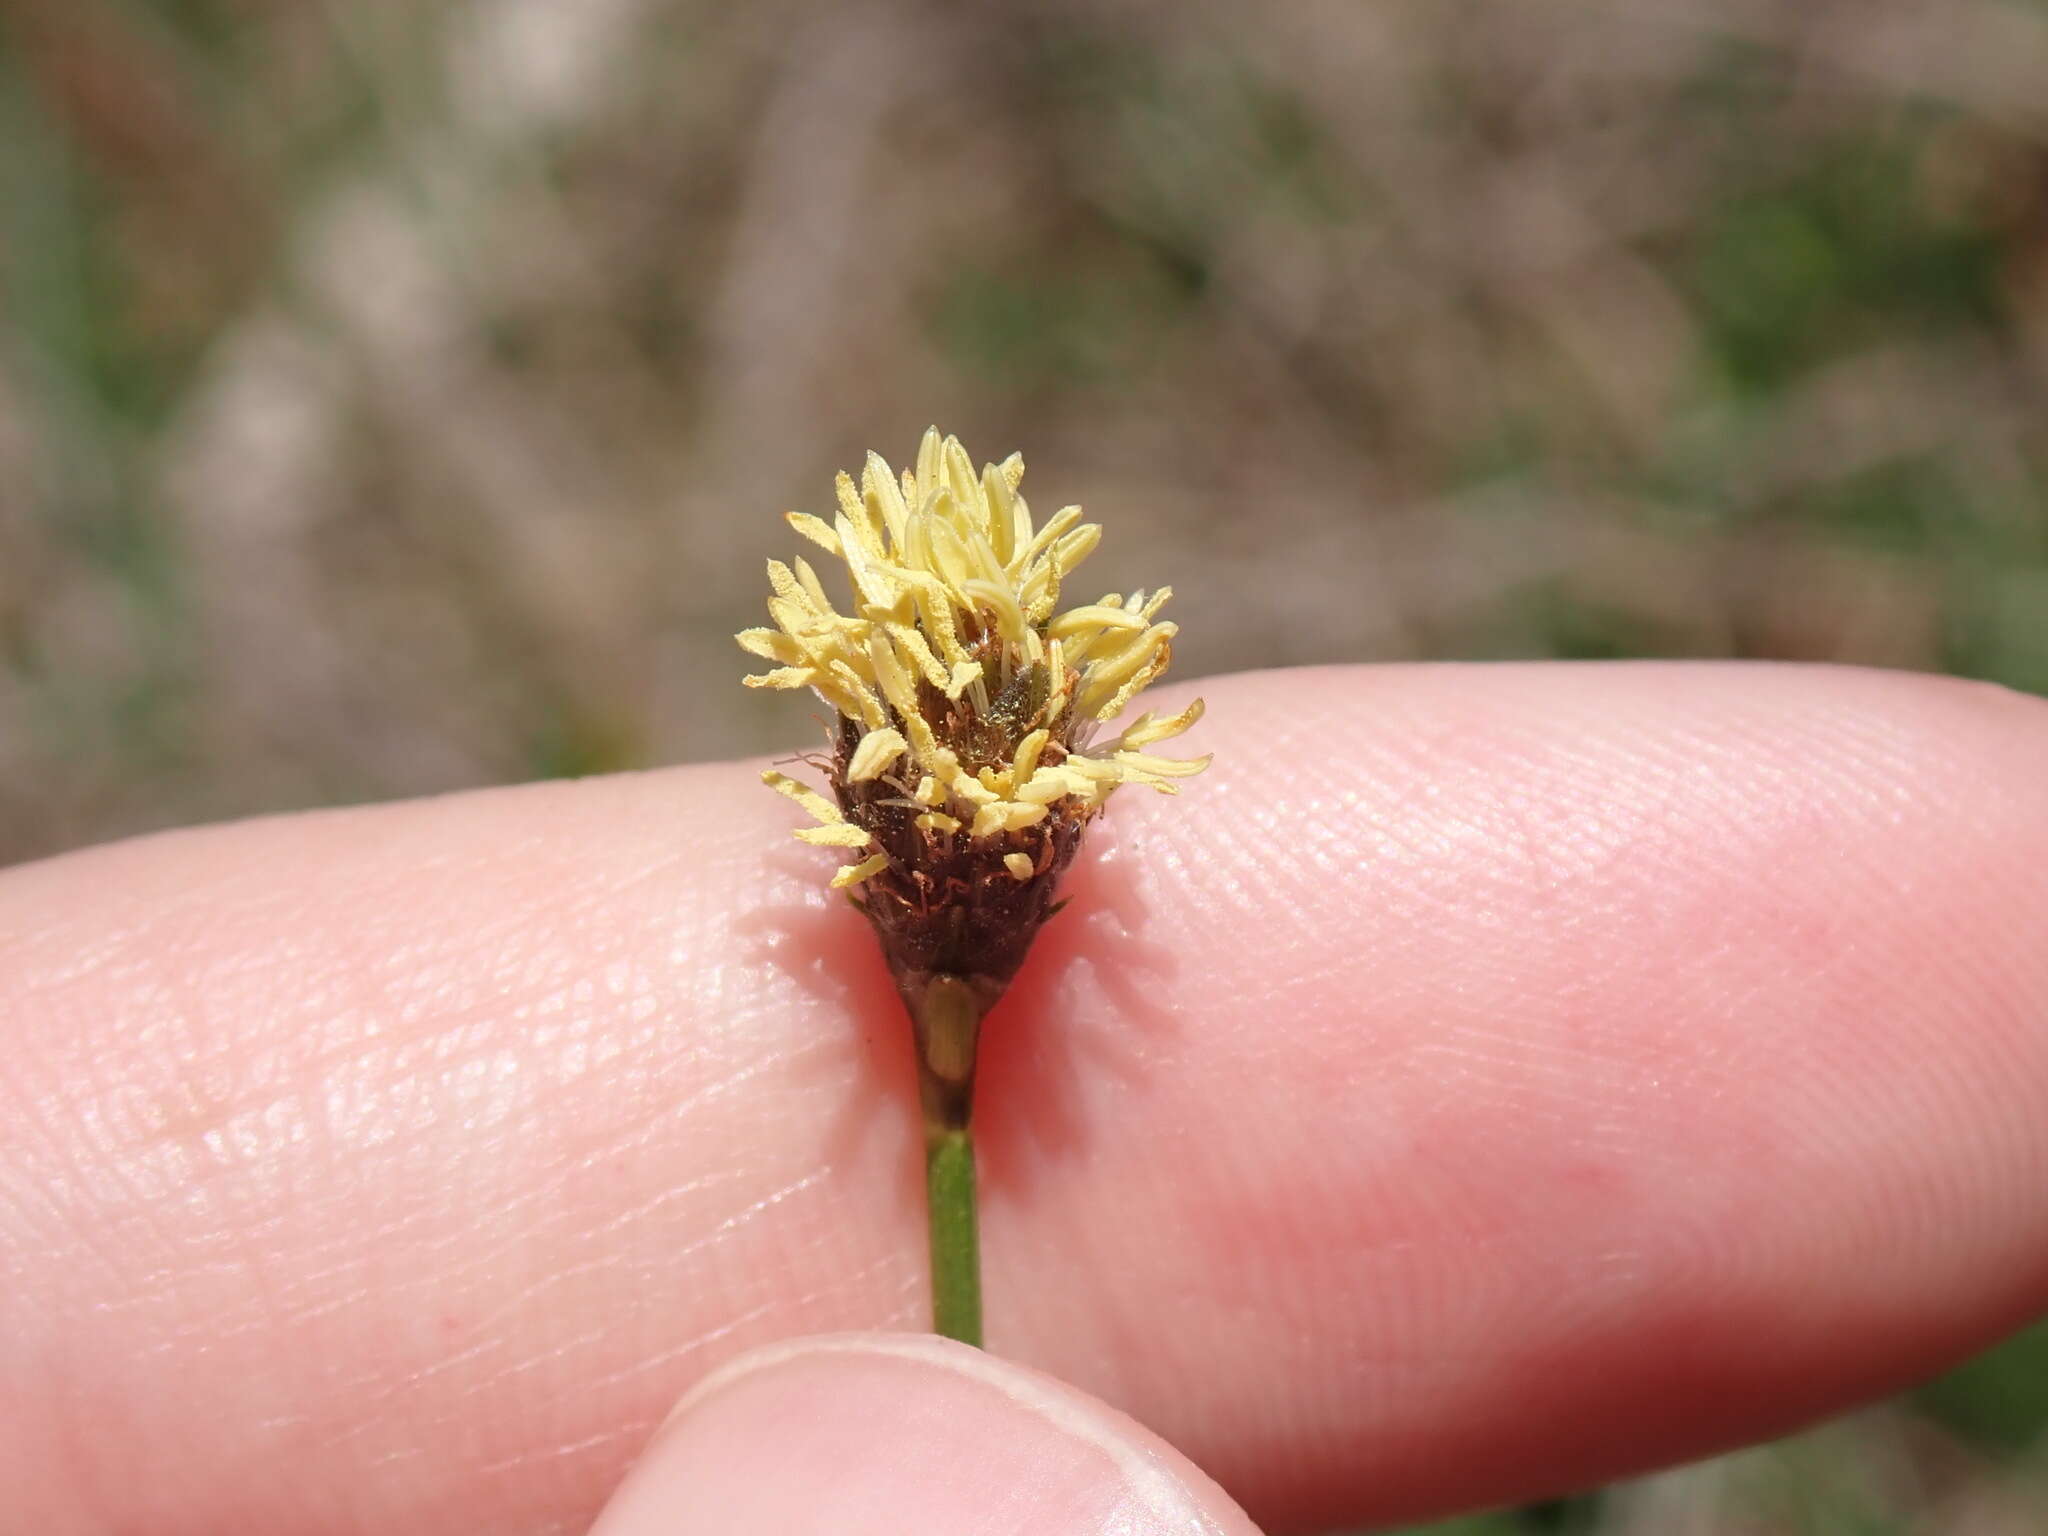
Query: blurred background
2,1,2046,1530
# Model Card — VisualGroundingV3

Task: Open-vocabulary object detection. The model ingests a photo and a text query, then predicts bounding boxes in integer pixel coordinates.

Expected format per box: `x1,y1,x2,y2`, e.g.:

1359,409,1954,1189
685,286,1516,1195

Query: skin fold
3,662,2048,1534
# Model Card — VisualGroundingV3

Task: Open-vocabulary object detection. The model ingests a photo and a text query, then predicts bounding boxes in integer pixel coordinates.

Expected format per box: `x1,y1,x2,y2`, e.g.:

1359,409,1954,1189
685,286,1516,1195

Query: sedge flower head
739,427,1207,1005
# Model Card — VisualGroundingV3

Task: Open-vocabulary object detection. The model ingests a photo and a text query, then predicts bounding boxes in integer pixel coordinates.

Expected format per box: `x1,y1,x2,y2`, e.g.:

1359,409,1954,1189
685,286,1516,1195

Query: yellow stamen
797,823,875,848
740,429,1209,848
830,853,890,888
847,728,908,783
761,770,842,825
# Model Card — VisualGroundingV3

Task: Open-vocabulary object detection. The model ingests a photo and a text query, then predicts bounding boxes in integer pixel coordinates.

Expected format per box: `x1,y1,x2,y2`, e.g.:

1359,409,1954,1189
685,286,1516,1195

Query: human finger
4,663,2048,1533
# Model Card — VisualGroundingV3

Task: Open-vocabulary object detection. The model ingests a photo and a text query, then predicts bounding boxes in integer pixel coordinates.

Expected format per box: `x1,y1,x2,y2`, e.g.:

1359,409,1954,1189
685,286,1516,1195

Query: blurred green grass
3,3,2048,1530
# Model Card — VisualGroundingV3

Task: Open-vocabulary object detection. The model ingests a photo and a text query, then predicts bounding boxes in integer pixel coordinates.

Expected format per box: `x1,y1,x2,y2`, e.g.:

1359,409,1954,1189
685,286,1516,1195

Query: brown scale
826,627,1096,1050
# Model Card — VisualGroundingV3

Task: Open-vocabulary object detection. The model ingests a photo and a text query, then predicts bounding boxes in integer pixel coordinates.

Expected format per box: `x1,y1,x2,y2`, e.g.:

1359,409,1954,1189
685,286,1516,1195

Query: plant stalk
910,973,987,1346
924,1127,981,1345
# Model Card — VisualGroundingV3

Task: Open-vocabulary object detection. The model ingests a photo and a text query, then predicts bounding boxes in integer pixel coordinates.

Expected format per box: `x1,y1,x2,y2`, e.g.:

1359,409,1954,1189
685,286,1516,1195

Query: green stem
925,1127,982,1346
909,973,989,1346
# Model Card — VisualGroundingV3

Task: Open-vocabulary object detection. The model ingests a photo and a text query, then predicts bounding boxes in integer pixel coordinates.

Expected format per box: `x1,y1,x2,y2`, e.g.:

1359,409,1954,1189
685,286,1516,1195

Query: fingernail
587,1333,1260,1535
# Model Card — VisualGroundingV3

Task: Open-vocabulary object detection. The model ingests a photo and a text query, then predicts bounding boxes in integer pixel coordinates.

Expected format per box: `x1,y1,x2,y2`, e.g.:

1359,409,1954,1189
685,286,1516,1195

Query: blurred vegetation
3,1,2047,1530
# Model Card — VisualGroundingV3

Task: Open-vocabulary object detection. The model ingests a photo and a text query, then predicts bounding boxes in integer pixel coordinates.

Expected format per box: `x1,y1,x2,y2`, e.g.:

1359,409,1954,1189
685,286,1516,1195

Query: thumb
588,1333,1263,1535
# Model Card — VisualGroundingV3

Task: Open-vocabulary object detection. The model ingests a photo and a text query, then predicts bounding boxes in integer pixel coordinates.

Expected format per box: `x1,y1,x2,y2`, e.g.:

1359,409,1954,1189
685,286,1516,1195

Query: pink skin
3,663,2048,1534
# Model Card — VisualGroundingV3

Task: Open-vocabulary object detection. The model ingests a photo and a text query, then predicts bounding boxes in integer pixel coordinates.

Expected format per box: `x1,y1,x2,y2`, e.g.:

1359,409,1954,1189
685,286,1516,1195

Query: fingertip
589,1333,1262,1536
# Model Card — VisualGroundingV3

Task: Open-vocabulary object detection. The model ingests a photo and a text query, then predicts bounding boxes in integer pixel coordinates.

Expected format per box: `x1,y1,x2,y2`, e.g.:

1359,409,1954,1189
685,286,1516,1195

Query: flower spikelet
740,427,1207,1008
